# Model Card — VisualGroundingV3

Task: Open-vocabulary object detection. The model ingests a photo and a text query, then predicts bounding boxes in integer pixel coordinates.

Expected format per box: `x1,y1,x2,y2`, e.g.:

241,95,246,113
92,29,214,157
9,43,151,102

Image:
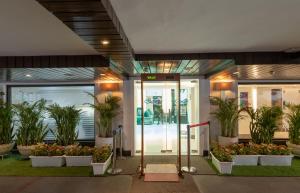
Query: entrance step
144,164,179,182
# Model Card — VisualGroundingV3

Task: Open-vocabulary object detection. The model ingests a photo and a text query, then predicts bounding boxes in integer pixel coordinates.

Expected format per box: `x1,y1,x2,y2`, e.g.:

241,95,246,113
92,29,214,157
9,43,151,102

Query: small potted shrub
210,97,243,146
86,93,121,148
210,145,233,174
30,143,65,167
65,145,93,167
47,104,81,146
285,104,300,156
258,144,293,166
0,94,15,155
91,146,112,175
230,143,259,166
14,100,48,158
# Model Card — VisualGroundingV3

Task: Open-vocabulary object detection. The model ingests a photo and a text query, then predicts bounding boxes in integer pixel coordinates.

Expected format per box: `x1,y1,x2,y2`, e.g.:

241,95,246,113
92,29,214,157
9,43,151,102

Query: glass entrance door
134,79,200,155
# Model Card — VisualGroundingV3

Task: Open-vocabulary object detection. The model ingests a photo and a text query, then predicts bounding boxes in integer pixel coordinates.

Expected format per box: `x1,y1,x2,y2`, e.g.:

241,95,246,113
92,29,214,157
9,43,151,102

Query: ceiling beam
0,55,109,68
135,52,300,65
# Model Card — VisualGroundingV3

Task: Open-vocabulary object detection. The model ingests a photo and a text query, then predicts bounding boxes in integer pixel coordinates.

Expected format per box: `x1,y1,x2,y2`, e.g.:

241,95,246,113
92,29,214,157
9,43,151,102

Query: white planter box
65,156,92,167
91,154,112,175
232,155,259,166
29,156,65,167
210,152,232,174
286,142,300,156
259,155,294,166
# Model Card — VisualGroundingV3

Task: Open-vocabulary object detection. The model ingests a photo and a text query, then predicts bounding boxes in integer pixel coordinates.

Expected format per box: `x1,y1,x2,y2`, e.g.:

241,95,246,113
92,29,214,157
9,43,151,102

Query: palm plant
0,94,14,145
244,106,283,144
210,97,242,137
14,99,48,146
47,104,81,146
86,93,121,137
286,104,300,145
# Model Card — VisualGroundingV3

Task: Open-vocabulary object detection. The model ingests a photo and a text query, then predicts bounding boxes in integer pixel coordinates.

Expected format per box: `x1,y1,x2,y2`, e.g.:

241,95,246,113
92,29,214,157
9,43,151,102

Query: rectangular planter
232,155,259,166
29,156,65,167
65,156,92,167
210,152,232,174
91,154,112,175
259,155,294,166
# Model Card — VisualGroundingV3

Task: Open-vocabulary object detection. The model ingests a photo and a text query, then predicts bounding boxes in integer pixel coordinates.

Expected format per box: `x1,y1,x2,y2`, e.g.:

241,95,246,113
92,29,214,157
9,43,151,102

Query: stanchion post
107,129,122,175
118,125,126,160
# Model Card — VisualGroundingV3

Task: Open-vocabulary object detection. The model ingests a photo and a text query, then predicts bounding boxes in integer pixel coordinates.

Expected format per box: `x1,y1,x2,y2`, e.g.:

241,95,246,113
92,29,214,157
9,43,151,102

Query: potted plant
30,143,65,167
91,146,112,175
86,93,121,147
0,93,15,155
47,104,81,146
14,100,48,158
258,144,293,166
64,145,93,166
210,97,242,146
244,106,283,144
285,104,300,156
210,145,233,174
229,143,259,166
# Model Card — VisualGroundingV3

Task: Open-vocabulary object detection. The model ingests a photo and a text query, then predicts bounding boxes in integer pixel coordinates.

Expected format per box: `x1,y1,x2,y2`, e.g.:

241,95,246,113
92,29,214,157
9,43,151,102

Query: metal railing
181,121,210,174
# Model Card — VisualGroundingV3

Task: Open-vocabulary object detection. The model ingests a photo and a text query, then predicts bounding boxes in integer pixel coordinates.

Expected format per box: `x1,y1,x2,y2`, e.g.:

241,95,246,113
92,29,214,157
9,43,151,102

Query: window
238,84,300,139
10,85,94,140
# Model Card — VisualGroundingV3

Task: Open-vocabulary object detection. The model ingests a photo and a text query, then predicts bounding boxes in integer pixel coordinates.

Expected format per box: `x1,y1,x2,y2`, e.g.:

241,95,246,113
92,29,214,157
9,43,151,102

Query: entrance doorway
134,78,200,156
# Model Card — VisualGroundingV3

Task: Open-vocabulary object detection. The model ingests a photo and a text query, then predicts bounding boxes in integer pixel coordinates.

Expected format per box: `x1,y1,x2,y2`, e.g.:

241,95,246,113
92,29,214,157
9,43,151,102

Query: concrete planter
286,141,300,156
95,136,113,148
0,143,14,155
259,155,294,166
211,152,232,174
232,155,259,166
65,155,92,167
218,136,238,146
17,145,36,158
91,154,112,175
29,156,65,167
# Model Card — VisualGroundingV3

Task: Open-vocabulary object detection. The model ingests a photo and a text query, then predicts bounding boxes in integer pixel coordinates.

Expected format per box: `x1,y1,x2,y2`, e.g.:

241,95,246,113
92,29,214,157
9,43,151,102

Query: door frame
140,73,181,176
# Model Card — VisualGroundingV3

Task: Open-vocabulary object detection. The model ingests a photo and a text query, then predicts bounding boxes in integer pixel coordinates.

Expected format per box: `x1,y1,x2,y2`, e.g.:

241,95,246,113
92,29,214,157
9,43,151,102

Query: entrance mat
144,164,179,182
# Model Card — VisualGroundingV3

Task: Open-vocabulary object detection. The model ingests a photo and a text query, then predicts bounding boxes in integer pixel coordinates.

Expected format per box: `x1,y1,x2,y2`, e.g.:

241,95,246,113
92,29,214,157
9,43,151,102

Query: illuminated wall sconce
212,82,233,91
100,83,120,91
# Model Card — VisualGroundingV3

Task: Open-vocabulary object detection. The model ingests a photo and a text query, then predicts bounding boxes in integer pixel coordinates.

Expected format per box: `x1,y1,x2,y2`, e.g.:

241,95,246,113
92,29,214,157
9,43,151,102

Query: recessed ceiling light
101,40,109,45
233,71,239,75
25,74,32,77
100,73,106,76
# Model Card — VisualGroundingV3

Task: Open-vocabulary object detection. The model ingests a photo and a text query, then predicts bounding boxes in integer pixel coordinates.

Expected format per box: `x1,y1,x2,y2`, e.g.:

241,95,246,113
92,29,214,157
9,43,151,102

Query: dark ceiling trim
135,52,300,65
0,55,109,68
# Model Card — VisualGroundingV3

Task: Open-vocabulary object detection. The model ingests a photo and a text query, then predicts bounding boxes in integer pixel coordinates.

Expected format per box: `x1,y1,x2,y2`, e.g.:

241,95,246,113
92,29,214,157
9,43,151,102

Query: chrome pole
118,125,126,160
181,125,196,173
108,129,122,175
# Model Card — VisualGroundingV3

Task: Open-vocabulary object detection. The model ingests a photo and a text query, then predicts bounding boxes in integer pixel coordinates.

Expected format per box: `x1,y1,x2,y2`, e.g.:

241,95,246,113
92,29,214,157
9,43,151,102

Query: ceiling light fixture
25,74,32,77
101,40,110,45
232,71,239,75
100,73,106,76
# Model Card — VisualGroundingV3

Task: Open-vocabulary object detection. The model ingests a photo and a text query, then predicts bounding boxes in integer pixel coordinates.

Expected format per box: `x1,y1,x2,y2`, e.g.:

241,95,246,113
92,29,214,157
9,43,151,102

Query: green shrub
286,104,300,145
47,104,81,146
257,144,291,155
243,106,283,144
210,97,243,137
65,145,93,156
229,143,258,155
212,145,232,162
0,94,14,144
14,100,48,146
31,143,64,156
86,93,121,137
92,146,111,163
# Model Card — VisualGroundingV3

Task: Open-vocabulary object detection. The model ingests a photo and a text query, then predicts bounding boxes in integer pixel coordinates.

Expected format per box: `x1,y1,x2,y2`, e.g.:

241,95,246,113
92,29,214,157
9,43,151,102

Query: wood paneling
0,55,108,68
36,0,134,76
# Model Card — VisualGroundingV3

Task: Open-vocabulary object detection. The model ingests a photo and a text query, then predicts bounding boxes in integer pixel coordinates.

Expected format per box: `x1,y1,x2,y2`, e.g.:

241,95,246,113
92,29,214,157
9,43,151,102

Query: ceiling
0,0,97,56
110,0,300,54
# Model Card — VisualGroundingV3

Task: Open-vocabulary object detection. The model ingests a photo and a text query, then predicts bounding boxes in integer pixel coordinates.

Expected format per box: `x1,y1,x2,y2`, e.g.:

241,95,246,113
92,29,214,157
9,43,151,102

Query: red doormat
144,164,179,182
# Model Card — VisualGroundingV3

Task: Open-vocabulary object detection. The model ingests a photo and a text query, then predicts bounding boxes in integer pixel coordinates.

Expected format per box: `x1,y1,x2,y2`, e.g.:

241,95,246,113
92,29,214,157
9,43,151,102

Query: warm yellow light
101,40,110,45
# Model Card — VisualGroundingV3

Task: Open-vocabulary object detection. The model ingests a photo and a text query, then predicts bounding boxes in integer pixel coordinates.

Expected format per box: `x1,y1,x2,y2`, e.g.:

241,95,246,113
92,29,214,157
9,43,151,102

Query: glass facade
238,84,300,139
134,79,200,155
10,85,95,140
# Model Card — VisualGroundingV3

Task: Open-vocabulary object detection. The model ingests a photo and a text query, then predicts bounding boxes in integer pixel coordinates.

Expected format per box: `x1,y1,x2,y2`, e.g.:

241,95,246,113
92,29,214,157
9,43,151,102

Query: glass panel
134,79,200,155
238,84,300,139
10,85,94,140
